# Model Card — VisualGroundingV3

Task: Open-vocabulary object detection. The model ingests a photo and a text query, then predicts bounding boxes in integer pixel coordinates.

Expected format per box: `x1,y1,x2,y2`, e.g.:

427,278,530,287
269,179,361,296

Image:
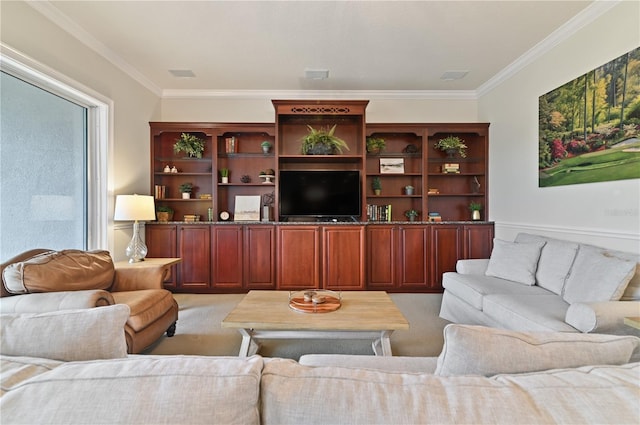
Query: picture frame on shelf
380,158,404,174
234,195,261,221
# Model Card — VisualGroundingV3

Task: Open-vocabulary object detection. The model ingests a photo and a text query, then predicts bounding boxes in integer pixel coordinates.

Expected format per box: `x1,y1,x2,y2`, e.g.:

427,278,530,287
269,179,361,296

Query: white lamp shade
114,194,156,221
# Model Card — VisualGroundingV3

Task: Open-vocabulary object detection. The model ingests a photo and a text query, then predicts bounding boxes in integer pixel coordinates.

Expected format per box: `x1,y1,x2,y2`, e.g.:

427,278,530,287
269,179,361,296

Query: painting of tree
538,47,640,187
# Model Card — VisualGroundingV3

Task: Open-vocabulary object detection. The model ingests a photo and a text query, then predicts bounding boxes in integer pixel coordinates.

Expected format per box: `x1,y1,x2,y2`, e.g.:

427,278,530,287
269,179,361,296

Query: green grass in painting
539,141,640,187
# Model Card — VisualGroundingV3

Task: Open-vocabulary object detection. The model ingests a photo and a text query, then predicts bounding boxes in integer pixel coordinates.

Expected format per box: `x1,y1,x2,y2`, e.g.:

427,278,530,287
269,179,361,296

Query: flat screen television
279,170,361,220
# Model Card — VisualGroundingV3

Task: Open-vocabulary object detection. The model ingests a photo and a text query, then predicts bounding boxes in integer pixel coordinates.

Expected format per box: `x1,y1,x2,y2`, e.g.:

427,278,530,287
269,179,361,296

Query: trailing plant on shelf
405,209,420,221
372,177,382,195
366,136,386,154
434,136,467,158
174,133,205,158
301,124,349,155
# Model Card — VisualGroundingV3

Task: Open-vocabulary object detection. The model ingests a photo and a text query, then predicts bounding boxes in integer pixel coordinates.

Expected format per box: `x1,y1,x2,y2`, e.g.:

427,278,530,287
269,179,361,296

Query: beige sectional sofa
1,305,639,424
440,233,640,336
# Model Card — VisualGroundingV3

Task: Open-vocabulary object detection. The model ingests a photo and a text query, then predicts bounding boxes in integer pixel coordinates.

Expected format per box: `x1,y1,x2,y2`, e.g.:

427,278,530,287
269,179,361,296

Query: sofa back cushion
562,244,637,304
515,233,579,295
434,324,639,377
2,250,114,294
0,305,129,361
485,239,545,285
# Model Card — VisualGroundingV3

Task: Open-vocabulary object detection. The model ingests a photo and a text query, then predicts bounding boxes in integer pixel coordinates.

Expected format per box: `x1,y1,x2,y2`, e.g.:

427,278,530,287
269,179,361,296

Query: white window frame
0,44,113,251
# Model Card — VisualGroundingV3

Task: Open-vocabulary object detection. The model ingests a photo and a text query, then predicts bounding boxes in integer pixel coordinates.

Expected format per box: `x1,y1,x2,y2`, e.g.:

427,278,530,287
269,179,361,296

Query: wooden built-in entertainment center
146,100,493,293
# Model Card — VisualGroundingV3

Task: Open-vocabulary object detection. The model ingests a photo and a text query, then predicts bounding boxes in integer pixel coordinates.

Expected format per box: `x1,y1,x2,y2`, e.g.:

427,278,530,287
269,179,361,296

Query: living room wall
1,1,161,260
478,1,640,254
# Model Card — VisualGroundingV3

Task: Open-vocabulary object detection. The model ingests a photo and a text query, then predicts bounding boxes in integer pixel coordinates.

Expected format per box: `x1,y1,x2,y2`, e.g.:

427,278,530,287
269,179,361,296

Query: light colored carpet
145,293,450,360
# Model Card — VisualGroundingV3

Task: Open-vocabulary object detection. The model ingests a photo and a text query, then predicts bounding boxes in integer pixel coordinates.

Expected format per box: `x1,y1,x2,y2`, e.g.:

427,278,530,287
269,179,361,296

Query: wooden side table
623,317,640,330
114,258,181,288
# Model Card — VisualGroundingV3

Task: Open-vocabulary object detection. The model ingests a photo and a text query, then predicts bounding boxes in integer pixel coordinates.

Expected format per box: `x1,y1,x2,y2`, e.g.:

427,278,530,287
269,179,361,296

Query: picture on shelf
233,195,261,221
380,158,404,174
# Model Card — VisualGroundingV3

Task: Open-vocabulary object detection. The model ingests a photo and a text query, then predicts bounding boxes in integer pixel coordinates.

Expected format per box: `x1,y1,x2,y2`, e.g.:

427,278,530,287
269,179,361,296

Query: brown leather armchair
0,249,178,354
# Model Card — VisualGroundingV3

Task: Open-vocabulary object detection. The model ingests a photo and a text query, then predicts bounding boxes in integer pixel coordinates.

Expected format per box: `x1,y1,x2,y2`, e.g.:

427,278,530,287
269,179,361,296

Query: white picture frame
380,158,405,174
234,195,261,221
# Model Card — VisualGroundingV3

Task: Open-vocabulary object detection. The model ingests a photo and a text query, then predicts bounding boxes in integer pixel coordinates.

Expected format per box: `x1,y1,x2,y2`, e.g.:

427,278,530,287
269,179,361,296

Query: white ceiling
29,1,600,97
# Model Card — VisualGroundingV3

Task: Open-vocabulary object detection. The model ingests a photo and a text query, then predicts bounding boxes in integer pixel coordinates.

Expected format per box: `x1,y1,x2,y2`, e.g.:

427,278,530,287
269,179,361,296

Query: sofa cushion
299,354,438,373
2,249,115,294
482,293,576,332
515,233,579,295
0,355,64,396
435,324,639,377
485,239,545,285
261,358,640,424
563,245,637,304
0,305,129,361
0,355,263,425
111,289,175,332
442,272,550,310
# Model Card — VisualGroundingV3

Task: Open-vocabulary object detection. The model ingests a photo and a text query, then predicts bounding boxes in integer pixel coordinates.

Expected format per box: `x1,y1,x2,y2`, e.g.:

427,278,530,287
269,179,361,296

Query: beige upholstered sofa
1,306,638,424
0,249,178,353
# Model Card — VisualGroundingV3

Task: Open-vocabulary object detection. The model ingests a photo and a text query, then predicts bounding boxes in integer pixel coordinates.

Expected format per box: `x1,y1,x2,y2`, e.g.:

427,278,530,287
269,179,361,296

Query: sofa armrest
0,290,114,313
565,301,640,334
456,259,489,275
111,266,168,291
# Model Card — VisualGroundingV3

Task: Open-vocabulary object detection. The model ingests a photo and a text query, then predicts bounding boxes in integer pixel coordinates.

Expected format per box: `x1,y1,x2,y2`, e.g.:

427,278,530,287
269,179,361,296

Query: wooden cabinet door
430,225,463,289
323,226,365,290
464,224,494,259
366,225,397,289
145,225,178,289
397,225,430,289
244,225,276,289
178,225,211,289
211,225,243,289
277,226,320,290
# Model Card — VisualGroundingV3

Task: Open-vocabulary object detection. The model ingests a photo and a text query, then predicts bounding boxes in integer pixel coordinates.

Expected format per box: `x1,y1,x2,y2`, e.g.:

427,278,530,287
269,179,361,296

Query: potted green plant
301,124,349,155
174,133,205,158
405,209,420,222
366,137,386,154
156,205,174,222
404,185,414,195
261,141,272,154
179,182,193,199
372,177,382,195
219,168,229,183
434,136,467,158
469,202,483,220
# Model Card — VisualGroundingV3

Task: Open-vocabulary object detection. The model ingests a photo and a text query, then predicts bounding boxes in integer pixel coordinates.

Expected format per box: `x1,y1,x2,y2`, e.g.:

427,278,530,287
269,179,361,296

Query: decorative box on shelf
441,163,460,174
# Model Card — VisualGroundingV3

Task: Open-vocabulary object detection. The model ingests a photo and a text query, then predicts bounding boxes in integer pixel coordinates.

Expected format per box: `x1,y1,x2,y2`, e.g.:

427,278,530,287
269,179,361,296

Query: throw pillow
515,233,579,294
485,239,545,285
434,324,639,377
0,305,129,361
562,245,637,304
2,249,114,294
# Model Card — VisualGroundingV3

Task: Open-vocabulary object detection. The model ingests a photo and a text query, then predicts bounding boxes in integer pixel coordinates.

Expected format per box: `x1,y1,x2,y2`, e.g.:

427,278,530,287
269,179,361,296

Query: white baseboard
494,221,640,254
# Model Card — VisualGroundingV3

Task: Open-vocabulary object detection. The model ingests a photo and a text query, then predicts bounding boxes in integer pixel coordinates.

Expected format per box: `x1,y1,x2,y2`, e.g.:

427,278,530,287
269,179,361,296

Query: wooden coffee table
221,290,409,357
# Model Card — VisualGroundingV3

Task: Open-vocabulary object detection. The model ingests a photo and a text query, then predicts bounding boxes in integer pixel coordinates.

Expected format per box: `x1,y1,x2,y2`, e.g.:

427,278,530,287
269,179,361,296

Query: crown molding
476,0,621,97
161,89,479,101
26,1,162,97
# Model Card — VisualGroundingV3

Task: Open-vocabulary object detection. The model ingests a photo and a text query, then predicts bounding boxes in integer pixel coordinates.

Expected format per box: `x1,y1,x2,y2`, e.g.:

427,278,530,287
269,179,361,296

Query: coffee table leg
238,329,260,357
371,330,393,356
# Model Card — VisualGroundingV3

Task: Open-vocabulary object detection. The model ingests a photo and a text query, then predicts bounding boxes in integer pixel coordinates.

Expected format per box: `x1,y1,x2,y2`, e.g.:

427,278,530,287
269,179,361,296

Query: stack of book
225,136,237,153
441,163,460,174
154,185,166,199
428,212,442,222
367,204,392,222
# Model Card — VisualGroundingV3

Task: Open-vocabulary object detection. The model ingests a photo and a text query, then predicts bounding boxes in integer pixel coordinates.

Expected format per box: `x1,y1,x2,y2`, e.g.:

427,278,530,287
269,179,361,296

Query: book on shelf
441,163,460,174
367,204,392,222
428,211,442,222
154,185,166,199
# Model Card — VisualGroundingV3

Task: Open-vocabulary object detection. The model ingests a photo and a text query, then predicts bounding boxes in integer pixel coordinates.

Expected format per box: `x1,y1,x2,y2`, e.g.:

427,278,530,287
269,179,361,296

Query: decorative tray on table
288,290,342,313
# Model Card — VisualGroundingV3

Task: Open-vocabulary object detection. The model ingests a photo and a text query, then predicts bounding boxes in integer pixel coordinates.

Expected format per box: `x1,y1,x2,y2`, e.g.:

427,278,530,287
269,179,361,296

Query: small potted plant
434,136,467,158
301,124,349,155
173,133,205,158
156,205,174,222
404,185,415,195
469,202,483,220
372,177,382,195
179,182,193,199
366,137,386,154
405,209,420,222
219,168,230,183
261,141,272,154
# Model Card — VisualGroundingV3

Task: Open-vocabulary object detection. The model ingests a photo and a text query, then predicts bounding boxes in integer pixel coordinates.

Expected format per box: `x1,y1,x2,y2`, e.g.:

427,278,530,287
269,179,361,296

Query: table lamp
114,194,156,263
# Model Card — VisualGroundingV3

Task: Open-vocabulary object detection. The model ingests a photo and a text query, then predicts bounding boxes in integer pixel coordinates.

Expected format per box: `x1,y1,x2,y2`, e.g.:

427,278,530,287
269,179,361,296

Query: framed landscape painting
538,47,640,187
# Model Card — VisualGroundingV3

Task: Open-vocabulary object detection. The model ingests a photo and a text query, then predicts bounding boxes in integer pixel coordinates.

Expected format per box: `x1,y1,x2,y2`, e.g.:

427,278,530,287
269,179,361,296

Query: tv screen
279,170,361,220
